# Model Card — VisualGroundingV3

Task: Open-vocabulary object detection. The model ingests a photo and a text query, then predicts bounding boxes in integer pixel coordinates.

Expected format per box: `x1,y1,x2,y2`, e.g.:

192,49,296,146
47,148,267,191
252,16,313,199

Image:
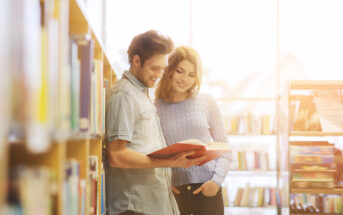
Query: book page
206,141,231,151
178,139,205,145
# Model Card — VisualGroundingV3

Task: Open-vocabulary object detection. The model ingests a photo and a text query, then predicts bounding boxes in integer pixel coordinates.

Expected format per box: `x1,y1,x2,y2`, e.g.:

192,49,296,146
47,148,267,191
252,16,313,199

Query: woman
155,46,231,215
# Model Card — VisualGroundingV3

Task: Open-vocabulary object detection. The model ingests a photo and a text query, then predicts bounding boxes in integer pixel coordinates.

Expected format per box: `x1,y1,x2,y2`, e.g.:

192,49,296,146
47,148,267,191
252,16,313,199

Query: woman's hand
171,185,181,194
193,181,219,197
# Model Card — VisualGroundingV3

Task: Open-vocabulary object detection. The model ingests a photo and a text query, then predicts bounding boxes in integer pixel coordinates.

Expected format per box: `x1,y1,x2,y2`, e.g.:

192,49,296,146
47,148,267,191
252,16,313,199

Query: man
105,30,207,215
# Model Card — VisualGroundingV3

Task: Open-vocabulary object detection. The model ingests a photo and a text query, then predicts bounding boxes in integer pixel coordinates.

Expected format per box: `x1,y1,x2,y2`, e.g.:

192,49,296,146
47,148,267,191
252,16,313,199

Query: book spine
79,39,94,132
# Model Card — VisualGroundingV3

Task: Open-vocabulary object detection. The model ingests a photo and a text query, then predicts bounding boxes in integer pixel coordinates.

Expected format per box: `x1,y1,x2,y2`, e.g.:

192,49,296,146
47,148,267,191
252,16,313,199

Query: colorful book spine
79,39,94,132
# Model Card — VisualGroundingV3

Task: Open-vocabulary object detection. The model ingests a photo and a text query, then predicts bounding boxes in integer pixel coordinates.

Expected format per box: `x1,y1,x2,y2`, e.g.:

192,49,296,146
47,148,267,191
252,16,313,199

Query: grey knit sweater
155,94,231,186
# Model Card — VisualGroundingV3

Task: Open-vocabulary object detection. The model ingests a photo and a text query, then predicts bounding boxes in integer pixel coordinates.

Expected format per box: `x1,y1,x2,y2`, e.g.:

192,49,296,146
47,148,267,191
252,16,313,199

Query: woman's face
170,60,196,96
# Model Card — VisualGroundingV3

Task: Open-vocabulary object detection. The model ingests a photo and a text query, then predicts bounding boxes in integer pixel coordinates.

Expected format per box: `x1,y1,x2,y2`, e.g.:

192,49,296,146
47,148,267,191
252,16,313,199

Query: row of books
6,166,58,215
64,157,106,215
230,150,272,171
6,0,70,152
70,38,106,134
232,186,278,207
289,142,340,189
5,157,106,215
290,193,343,213
6,0,108,153
224,113,275,135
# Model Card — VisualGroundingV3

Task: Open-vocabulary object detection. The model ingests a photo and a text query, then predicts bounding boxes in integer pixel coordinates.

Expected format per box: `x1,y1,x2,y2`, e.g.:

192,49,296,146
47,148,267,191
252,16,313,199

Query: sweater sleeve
206,95,232,187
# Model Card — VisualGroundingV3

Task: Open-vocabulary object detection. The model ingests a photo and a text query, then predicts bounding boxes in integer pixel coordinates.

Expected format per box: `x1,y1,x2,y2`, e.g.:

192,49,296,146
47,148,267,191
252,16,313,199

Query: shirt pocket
139,110,154,138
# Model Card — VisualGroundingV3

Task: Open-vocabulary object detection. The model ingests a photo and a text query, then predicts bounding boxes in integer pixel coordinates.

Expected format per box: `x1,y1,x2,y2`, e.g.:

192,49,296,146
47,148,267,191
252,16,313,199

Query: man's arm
107,139,207,168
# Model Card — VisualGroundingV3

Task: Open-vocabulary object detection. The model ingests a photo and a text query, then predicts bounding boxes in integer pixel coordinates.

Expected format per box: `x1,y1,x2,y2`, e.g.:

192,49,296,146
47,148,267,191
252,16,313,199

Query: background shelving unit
283,80,343,215
218,97,287,215
1,0,117,214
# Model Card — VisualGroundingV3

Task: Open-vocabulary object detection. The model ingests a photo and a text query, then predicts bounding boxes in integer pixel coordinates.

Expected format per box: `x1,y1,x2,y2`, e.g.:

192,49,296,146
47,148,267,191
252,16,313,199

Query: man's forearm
107,139,206,169
107,147,173,168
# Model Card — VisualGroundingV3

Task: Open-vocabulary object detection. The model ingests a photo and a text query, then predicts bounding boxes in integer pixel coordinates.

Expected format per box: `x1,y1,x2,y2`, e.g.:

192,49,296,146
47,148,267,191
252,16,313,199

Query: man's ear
132,55,141,68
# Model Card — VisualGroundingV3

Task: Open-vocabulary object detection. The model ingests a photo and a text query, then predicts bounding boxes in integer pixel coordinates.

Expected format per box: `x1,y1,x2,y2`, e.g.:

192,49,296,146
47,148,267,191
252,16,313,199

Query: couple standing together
105,30,231,215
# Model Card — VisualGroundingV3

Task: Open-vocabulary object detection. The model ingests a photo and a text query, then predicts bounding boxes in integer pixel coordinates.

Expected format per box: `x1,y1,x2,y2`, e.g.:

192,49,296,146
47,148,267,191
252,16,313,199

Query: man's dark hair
127,30,174,66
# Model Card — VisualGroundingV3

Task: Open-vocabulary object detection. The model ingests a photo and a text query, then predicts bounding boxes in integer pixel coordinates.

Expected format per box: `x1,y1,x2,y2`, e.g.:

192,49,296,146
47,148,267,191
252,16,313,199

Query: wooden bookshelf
285,80,343,214
3,0,117,214
220,97,283,213
289,80,343,89
290,131,343,136
291,213,342,215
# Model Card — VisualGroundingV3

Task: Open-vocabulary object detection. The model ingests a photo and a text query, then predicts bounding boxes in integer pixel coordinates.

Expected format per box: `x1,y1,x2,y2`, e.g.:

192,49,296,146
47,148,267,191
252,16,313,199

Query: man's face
136,54,168,88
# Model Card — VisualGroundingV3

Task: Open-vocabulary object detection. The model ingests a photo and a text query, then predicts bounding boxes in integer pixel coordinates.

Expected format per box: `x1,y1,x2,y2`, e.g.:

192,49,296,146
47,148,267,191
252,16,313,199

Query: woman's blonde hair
155,46,202,101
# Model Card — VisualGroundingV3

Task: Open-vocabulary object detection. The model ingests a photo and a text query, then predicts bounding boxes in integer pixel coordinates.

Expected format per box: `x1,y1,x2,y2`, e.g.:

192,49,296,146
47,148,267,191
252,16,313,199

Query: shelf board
290,213,343,215
217,97,277,101
69,132,103,140
289,95,312,100
291,169,336,173
70,0,118,79
227,133,276,136
290,131,343,136
291,188,343,194
228,170,288,176
226,206,277,209
290,80,343,89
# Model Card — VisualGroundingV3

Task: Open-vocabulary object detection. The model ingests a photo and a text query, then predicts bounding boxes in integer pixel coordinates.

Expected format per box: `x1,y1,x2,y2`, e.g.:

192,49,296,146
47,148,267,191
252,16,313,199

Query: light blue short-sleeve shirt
105,71,179,215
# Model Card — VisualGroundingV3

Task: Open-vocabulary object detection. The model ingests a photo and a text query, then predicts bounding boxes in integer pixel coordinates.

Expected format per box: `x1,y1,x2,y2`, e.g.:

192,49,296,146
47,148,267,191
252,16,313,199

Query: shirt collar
123,70,149,94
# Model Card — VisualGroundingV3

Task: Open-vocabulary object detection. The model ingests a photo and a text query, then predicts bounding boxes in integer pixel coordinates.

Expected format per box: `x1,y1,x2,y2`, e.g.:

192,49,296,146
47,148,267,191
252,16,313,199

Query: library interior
1,0,343,215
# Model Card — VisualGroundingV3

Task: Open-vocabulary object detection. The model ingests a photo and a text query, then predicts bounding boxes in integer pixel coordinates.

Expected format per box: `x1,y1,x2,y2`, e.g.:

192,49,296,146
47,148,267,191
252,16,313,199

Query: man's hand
169,150,207,168
193,181,219,197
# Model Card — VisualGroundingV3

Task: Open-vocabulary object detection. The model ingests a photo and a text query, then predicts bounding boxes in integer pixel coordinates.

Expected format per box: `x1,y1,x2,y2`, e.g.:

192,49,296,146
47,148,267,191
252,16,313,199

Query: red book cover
147,139,231,166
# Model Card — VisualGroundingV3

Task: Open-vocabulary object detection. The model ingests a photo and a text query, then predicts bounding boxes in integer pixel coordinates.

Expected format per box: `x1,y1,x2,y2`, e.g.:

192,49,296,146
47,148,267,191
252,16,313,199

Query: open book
147,139,231,166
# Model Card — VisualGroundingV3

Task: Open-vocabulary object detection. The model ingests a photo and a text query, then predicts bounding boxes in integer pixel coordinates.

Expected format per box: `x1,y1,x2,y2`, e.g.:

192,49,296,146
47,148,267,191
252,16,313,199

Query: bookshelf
283,80,343,214
1,0,117,214
218,97,286,215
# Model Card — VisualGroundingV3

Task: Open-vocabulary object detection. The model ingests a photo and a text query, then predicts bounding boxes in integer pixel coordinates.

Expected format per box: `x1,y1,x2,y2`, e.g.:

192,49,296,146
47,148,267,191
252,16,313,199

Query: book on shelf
231,150,271,171
89,155,99,215
79,39,94,132
312,89,343,132
226,113,275,135
222,186,229,207
233,187,243,206
70,38,81,132
100,163,106,215
90,60,105,134
334,148,343,188
8,166,56,215
291,164,336,172
231,186,278,207
290,141,336,189
292,96,322,131
147,139,231,166
64,159,80,215
290,193,343,213
79,179,86,215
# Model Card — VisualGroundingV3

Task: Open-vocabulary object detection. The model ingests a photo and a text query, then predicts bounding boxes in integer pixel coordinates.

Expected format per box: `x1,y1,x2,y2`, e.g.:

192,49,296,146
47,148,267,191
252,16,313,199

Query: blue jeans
174,183,224,215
